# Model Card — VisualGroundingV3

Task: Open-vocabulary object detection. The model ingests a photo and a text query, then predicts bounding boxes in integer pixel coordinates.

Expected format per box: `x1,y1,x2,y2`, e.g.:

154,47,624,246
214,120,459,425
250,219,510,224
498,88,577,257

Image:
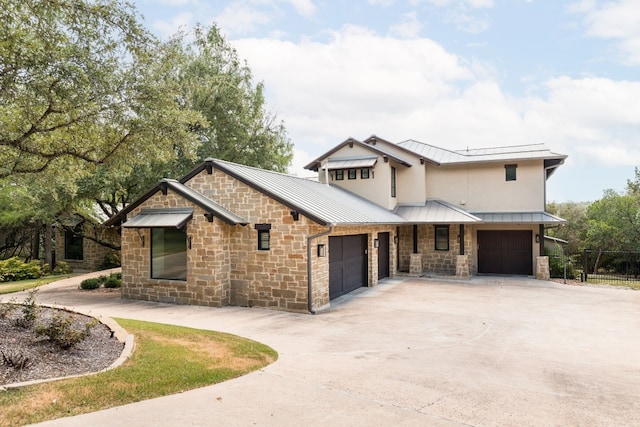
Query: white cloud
287,0,316,17
571,0,640,65
389,11,423,38
151,11,195,37
216,2,273,36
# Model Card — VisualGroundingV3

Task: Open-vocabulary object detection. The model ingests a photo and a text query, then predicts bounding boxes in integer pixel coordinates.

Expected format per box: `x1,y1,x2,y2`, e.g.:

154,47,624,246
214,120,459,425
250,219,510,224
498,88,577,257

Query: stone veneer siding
54,225,119,272
119,167,400,313
398,224,473,275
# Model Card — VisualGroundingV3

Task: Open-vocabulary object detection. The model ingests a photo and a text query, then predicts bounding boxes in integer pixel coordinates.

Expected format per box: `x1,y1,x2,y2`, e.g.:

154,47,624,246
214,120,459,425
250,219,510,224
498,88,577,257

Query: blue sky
130,0,640,203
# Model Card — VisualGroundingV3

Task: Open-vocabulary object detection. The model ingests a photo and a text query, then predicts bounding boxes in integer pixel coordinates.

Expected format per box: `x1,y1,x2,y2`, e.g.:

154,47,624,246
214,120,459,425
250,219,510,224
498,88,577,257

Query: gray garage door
477,230,533,275
329,235,368,299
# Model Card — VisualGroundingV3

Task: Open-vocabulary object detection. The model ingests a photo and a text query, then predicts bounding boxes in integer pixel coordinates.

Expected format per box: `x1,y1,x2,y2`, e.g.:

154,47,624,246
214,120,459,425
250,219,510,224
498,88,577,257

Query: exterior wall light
374,238,379,248
317,244,326,257
393,235,399,245
535,234,540,243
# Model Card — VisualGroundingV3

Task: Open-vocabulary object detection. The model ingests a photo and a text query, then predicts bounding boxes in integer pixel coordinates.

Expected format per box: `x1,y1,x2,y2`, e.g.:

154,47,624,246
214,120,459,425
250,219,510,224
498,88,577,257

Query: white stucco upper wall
426,160,546,212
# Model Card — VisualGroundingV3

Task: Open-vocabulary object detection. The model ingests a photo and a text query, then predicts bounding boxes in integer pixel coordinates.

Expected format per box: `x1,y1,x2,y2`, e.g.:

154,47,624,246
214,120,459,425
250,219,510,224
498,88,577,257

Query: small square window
348,169,357,179
335,170,344,180
505,164,517,181
435,225,449,251
361,169,370,179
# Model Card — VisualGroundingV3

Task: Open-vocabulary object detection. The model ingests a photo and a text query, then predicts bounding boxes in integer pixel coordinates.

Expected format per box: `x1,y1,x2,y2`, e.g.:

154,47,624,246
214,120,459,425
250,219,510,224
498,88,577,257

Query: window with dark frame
391,167,397,198
361,168,370,179
434,225,449,251
151,228,187,280
64,228,84,260
335,170,344,180
505,164,517,181
255,224,271,251
348,169,357,179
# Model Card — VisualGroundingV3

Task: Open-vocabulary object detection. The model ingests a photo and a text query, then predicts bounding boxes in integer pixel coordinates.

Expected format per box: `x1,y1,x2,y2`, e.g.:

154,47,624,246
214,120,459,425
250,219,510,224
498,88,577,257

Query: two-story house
105,135,566,313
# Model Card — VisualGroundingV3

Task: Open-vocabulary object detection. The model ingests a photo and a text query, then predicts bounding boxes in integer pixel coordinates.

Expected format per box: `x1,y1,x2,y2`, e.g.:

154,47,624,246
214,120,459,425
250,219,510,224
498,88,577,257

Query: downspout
307,225,334,314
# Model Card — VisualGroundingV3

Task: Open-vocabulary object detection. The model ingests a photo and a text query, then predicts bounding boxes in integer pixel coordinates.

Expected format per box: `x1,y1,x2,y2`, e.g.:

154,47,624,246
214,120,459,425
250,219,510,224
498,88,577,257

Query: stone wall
54,225,119,272
398,224,473,275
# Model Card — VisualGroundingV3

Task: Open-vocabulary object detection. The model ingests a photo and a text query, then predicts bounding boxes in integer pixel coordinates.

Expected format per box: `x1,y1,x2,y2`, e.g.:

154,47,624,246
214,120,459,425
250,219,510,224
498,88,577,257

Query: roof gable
304,137,413,171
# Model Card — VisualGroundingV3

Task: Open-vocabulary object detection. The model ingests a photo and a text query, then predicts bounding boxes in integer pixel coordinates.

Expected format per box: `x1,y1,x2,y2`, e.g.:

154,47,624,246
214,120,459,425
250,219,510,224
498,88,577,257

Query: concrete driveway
9,274,640,427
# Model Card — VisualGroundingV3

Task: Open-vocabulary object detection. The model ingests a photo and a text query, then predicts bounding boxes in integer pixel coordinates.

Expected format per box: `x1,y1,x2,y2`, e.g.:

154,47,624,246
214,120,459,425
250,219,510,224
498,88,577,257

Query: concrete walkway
4,273,639,426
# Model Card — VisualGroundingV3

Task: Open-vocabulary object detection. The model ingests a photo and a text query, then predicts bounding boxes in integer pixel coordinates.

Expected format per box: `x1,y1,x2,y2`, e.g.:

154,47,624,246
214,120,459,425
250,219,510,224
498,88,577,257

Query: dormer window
361,169,370,179
348,169,357,179
335,170,344,180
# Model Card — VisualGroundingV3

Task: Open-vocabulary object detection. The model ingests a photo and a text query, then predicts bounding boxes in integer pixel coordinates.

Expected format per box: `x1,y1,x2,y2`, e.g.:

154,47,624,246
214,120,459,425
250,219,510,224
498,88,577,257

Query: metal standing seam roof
398,139,567,165
210,159,407,226
304,138,413,171
471,212,567,224
323,156,378,170
123,208,193,229
394,199,482,223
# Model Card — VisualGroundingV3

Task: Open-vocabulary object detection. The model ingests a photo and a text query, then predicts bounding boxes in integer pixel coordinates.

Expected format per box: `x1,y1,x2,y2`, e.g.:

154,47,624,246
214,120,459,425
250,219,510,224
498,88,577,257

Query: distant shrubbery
99,253,121,270
0,257,43,282
80,272,122,290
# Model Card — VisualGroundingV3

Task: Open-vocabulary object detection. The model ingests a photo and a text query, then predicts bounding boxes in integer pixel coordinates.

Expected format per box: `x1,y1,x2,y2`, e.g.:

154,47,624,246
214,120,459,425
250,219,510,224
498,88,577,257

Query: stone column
456,254,470,278
409,253,422,276
536,256,550,280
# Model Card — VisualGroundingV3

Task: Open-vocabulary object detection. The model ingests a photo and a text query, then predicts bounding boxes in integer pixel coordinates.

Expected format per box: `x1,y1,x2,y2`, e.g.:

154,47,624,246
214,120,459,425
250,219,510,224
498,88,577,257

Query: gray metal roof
123,208,193,229
397,139,567,165
471,211,566,224
211,159,407,226
395,199,482,223
304,138,413,171
324,156,378,170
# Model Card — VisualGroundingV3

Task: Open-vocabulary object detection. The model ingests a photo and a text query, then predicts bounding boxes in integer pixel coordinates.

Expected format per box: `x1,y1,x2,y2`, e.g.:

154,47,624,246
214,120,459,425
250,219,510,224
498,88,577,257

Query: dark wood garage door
477,230,533,275
329,235,368,299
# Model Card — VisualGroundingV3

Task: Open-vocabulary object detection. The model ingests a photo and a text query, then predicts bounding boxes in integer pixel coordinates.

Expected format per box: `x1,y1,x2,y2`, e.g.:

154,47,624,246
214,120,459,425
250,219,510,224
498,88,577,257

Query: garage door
477,230,533,275
329,235,368,299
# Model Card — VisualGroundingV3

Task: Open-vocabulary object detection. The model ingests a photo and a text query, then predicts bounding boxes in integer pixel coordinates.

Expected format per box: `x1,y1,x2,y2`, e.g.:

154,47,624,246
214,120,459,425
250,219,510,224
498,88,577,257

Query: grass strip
0,318,277,426
0,275,75,295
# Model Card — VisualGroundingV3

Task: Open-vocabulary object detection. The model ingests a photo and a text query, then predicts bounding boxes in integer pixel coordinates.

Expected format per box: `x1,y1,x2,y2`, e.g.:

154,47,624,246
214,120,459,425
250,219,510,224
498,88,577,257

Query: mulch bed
1,305,124,386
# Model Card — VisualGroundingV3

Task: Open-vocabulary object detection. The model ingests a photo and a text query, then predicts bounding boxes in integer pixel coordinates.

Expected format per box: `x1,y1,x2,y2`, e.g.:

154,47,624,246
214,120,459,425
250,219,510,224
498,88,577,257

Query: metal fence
581,249,640,285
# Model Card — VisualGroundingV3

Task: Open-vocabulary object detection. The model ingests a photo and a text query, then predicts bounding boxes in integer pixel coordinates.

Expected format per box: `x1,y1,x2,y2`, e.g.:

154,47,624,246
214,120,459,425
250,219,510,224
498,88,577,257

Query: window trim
348,169,357,180
255,223,272,251
505,164,517,181
434,225,449,251
335,170,344,181
150,227,187,281
360,168,370,179
391,166,397,198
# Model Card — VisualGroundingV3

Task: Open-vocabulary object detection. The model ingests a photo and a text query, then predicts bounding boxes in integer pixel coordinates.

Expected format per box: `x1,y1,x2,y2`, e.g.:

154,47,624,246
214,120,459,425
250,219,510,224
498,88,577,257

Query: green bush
35,313,98,349
0,257,43,282
80,278,101,290
15,289,39,328
548,255,576,279
52,261,72,275
104,275,121,289
99,253,121,270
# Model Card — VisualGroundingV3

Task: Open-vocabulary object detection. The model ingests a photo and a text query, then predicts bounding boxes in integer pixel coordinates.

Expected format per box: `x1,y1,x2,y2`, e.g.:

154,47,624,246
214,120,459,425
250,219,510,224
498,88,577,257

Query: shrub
15,289,39,328
35,313,98,349
52,261,72,275
80,278,101,290
0,257,43,282
1,350,32,370
104,275,121,289
99,253,121,270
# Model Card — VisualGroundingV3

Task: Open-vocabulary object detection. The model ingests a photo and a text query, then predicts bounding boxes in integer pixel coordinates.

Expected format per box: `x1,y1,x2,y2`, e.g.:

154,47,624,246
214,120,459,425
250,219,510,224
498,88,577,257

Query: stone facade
119,168,400,313
54,225,119,272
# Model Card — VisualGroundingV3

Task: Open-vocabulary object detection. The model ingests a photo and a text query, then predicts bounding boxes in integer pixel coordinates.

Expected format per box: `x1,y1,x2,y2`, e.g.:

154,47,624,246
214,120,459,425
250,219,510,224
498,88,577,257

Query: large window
151,228,187,280
64,229,83,260
391,167,397,198
435,225,449,251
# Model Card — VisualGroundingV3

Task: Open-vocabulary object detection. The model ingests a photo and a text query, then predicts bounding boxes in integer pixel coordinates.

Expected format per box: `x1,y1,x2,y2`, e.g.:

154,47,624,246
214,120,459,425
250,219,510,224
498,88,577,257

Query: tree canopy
0,0,292,259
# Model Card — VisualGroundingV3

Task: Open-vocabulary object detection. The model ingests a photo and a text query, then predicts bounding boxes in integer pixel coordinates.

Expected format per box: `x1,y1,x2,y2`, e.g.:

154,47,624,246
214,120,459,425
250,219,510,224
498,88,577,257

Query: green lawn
0,275,76,295
0,318,277,426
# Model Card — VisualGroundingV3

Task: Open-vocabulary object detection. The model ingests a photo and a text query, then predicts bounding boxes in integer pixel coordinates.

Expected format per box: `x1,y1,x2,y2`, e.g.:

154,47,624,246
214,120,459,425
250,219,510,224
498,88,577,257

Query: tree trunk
31,220,41,261
593,249,602,275
43,224,53,272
